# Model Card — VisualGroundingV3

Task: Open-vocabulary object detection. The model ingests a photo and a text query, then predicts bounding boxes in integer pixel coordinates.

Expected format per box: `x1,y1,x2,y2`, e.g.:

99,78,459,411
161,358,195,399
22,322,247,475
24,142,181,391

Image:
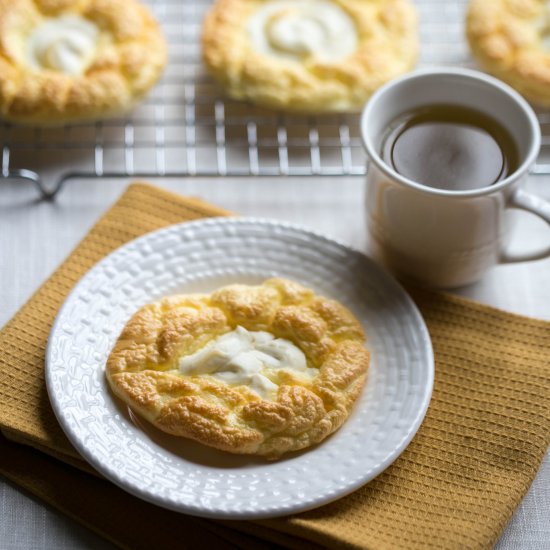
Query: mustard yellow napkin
1,183,550,550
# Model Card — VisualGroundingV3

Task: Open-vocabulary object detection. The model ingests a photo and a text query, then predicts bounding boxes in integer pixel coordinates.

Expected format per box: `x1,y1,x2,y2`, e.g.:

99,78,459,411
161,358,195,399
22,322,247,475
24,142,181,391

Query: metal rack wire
2,0,550,199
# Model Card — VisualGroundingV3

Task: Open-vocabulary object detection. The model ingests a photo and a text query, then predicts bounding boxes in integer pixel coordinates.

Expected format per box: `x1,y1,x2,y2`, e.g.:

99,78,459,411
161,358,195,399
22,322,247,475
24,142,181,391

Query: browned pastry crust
106,278,370,459
0,0,167,124
466,0,550,105
202,0,418,113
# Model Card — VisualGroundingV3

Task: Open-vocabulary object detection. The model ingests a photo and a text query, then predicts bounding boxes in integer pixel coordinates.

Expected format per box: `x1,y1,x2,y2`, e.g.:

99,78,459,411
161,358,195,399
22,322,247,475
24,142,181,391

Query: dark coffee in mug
381,104,519,191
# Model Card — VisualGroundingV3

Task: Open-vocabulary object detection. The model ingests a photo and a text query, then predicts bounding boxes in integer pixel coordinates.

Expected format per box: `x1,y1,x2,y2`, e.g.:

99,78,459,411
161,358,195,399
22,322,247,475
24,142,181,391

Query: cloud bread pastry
106,278,370,459
202,0,418,112
0,0,167,124
466,0,550,106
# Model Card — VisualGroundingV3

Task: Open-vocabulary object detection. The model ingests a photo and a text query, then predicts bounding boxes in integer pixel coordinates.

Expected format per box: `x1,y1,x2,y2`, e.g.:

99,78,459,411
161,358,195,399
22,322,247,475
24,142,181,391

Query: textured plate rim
45,217,434,519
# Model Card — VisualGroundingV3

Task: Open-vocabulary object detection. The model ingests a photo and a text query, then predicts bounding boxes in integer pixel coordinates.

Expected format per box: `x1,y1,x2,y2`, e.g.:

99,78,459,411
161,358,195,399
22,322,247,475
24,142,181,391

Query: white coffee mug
360,67,550,288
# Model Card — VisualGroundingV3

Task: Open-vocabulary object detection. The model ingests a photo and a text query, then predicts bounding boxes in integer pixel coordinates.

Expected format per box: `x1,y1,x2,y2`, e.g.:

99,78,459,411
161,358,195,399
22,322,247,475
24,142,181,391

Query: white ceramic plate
46,218,433,519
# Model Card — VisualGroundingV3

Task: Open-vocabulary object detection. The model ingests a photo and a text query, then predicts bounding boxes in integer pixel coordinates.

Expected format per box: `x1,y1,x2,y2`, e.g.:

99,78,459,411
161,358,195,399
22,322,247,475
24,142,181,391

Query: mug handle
500,188,550,262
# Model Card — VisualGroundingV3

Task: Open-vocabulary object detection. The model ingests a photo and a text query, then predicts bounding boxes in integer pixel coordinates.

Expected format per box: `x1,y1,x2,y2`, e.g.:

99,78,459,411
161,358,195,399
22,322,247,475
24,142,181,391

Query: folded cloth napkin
1,182,550,550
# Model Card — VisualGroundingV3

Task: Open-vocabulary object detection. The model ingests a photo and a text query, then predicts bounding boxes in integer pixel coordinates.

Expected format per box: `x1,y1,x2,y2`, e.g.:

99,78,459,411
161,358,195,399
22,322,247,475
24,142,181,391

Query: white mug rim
360,67,541,198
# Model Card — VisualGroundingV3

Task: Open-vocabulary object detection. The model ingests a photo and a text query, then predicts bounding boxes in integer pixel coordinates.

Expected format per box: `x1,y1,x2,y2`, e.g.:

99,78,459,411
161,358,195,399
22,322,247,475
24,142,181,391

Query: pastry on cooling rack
467,0,550,106
202,0,418,113
106,278,370,459
0,0,167,125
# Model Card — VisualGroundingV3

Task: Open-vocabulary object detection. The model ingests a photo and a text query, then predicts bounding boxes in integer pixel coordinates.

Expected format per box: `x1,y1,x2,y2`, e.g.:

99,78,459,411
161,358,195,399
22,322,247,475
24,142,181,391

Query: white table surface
1,176,549,549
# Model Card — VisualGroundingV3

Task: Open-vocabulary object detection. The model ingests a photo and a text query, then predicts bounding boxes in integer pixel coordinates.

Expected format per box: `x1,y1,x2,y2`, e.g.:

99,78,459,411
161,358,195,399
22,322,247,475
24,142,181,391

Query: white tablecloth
1,176,549,549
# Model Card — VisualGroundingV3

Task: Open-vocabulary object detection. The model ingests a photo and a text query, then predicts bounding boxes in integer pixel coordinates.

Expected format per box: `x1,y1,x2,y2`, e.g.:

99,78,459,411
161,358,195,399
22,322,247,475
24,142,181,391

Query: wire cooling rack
2,0,550,199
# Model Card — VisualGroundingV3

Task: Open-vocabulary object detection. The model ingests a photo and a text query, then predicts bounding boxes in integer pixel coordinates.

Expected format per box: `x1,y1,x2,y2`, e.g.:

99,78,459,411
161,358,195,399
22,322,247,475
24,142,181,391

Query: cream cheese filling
179,326,316,398
26,15,99,75
247,0,358,62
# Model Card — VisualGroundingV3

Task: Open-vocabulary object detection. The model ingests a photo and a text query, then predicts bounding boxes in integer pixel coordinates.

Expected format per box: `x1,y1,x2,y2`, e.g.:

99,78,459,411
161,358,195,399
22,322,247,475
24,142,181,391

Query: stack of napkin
1,183,549,549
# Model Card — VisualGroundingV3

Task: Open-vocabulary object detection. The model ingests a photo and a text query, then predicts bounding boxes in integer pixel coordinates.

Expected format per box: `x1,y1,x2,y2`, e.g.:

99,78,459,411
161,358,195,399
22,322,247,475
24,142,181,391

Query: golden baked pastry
106,278,370,459
0,0,167,124
202,0,418,113
466,0,550,106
